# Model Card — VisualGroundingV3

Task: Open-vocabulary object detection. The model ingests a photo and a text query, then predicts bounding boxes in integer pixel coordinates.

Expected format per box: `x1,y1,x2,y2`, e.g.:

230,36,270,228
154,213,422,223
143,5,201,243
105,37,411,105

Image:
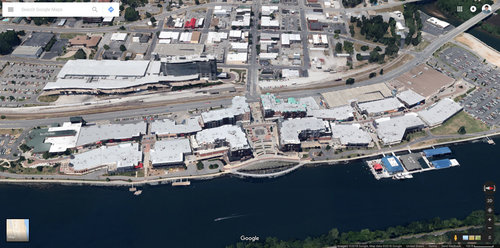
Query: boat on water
129,187,137,192
134,190,142,196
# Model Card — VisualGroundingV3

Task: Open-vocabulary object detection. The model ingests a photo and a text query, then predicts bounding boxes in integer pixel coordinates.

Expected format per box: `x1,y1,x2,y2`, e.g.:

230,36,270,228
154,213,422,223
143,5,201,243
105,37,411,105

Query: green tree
0,115,5,119
343,41,354,54
19,144,31,152
74,48,87,59
103,44,110,50
369,72,376,78
360,45,369,51
346,78,355,85
37,166,43,172
458,126,466,135
120,44,127,52
379,68,384,75
124,7,140,21
335,42,343,53
195,0,200,4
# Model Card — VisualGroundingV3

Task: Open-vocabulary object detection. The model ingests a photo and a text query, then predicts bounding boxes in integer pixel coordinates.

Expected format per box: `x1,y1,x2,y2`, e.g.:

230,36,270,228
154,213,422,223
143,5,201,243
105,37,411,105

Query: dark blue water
0,138,499,248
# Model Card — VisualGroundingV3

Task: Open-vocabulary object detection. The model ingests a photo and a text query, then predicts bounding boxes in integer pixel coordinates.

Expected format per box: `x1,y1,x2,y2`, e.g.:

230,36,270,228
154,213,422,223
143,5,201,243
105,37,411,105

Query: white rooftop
418,98,463,126
261,93,310,113
358,97,404,115
227,52,248,62
201,96,249,123
280,117,328,145
45,122,82,153
396,89,425,107
70,143,141,172
375,113,426,145
196,125,250,151
111,33,128,41
150,139,191,165
57,60,150,78
307,105,354,121
151,117,201,135
76,122,146,146
330,123,372,145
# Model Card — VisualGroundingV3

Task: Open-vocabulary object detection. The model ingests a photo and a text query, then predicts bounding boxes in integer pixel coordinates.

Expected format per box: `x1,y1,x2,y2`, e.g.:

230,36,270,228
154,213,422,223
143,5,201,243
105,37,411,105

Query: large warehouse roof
76,122,146,146
150,139,191,165
151,117,201,135
195,125,249,150
70,143,141,172
418,98,463,127
375,113,426,145
330,124,372,145
57,60,150,78
44,75,199,90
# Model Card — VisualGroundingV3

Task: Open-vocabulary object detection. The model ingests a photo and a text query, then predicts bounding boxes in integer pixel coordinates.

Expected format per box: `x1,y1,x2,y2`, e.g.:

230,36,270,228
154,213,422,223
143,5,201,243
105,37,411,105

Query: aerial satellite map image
0,0,498,247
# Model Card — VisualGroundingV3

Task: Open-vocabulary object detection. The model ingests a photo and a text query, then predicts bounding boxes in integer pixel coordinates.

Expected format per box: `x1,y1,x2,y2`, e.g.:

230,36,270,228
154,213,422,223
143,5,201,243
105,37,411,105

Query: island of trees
228,210,498,248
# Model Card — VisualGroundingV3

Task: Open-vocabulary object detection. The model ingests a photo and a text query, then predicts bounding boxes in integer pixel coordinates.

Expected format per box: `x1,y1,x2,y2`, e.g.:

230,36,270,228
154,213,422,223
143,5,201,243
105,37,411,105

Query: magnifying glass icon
92,6,98,12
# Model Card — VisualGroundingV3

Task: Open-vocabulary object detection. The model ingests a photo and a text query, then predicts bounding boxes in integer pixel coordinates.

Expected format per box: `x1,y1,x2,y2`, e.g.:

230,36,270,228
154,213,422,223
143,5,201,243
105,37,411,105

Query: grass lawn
59,33,81,39
431,111,489,135
38,95,59,103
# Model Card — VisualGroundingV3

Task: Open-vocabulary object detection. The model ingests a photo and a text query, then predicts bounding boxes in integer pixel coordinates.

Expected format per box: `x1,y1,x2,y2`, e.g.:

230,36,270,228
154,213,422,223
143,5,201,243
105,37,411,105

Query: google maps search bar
2,2,120,17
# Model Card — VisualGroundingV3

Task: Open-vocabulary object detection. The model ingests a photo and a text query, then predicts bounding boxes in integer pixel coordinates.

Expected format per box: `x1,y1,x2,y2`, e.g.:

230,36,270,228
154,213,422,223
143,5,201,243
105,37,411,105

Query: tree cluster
228,211,494,248
0,31,21,55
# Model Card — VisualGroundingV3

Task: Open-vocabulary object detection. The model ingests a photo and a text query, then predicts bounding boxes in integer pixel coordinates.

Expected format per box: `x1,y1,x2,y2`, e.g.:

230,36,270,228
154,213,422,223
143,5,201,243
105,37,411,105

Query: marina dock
366,147,460,180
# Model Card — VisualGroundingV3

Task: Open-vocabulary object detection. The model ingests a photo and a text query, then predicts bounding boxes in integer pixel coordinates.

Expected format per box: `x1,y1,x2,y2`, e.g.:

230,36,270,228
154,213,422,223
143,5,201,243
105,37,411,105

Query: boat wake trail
214,214,246,222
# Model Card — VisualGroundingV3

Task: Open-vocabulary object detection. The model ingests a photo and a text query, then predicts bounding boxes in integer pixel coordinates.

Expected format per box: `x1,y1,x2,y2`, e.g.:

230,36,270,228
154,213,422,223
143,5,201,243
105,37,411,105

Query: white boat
133,190,142,196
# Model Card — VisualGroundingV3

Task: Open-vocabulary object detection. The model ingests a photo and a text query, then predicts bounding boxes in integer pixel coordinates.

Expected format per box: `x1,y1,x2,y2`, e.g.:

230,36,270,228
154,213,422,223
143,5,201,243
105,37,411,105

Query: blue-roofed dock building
381,156,405,174
423,147,451,158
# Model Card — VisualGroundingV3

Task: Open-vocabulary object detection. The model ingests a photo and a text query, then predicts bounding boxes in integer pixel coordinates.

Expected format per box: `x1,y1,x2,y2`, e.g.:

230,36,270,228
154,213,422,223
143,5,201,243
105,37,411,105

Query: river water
417,0,500,51
0,138,499,247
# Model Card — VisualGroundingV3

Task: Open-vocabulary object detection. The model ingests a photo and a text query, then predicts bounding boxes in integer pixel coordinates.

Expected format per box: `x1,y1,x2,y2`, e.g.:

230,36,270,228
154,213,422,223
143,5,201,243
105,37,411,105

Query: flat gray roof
195,125,249,150
399,153,423,171
396,89,425,107
375,113,426,145
58,60,150,78
358,98,404,114
308,105,354,121
418,98,463,127
321,83,393,107
153,43,205,57
70,143,141,172
330,124,372,145
280,117,328,145
151,117,201,135
76,122,146,146
150,139,191,165
202,96,249,123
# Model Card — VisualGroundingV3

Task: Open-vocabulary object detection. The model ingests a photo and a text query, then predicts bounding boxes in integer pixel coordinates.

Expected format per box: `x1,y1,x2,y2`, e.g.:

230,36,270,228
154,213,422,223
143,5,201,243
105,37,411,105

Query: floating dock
366,147,459,180
172,180,191,186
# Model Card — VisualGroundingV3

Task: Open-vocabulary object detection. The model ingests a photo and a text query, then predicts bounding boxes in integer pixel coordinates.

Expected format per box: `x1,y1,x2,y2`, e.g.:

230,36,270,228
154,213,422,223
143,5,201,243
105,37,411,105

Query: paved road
275,4,500,99
0,98,233,128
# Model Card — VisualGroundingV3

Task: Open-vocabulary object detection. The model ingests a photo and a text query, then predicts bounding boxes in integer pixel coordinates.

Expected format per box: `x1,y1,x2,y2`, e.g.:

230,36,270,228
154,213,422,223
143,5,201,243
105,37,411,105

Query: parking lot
437,46,500,125
0,62,61,107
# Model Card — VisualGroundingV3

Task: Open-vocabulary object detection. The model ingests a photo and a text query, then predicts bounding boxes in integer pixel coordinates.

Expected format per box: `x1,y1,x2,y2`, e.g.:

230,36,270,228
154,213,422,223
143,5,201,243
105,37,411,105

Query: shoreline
455,33,500,68
1,131,499,187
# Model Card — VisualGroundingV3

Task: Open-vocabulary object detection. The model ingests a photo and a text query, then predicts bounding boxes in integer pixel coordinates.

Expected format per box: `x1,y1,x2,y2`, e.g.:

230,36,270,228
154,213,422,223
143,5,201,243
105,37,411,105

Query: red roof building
373,163,383,171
